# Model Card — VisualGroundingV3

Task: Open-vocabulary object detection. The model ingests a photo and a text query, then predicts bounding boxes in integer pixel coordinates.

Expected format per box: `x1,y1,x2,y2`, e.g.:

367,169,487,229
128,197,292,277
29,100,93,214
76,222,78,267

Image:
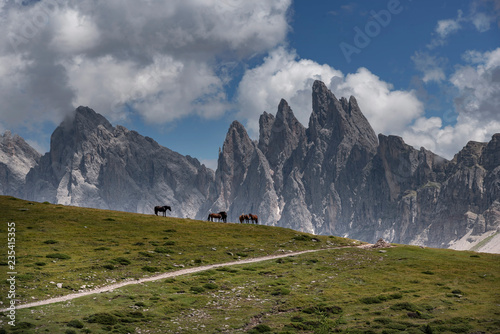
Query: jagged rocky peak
309,80,344,138
258,111,275,154
308,80,378,150
481,133,500,170
221,120,255,160
66,106,112,133
453,140,487,168
0,130,41,197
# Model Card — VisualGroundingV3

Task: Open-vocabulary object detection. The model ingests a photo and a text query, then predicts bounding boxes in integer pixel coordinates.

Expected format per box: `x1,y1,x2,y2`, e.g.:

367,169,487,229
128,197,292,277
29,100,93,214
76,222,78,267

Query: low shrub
154,247,174,254
46,253,71,260
43,240,58,244
293,234,312,241
142,266,159,273
203,283,218,290
271,287,290,295
190,286,205,294
112,257,131,265
249,324,272,333
85,312,118,325
67,319,84,328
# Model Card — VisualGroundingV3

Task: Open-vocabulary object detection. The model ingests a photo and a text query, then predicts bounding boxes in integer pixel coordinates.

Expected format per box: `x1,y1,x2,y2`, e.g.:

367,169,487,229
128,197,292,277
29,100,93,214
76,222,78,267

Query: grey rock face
0,131,41,197
25,106,214,218
209,80,500,252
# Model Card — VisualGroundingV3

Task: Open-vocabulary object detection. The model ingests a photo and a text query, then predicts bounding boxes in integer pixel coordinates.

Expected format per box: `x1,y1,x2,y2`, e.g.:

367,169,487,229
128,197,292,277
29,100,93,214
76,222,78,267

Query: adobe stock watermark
8,0,65,53
340,0,412,64
5,222,17,327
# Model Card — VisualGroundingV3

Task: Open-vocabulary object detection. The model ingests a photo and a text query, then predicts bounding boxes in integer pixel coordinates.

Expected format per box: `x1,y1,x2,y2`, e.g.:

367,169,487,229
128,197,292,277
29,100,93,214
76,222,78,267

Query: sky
0,0,499,170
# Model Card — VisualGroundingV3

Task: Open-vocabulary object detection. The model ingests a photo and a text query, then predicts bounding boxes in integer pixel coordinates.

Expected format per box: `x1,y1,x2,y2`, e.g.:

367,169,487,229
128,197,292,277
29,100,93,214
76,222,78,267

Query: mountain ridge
1,81,499,253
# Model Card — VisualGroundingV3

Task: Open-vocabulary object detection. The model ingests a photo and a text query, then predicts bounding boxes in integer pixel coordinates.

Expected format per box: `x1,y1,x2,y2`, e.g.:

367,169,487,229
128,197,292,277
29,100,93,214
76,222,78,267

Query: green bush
67,319,84,328
43,240,58,244
142,266,159,273
154,247,174,254
46,253,71,260
271,287,290,295
293,234,312,241
249,324,272,333
85,312,118,325
190,286,205,294
112,257,131,265
203,283,218,290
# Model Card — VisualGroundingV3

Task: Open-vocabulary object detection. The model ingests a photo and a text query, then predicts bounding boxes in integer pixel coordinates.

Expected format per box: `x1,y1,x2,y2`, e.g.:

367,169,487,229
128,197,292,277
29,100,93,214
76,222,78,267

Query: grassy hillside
1,196,499,333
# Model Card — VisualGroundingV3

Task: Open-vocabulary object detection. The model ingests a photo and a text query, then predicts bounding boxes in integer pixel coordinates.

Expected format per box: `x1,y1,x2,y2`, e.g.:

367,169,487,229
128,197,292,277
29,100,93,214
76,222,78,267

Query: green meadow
0,196,499,333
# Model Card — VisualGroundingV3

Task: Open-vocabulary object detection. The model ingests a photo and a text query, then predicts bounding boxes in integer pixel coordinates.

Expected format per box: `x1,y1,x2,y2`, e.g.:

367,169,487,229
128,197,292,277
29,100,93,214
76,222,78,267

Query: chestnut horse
154,205,171,216
208,213,222,222
239,214,249,224
248,214,258,224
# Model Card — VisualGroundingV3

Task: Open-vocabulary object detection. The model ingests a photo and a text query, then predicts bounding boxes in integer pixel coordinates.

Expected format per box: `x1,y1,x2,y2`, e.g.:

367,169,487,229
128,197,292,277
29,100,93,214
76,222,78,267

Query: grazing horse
239,214,249,224
208,213,222,222
154,205,171,217
248,213,258,224
218,211,228,223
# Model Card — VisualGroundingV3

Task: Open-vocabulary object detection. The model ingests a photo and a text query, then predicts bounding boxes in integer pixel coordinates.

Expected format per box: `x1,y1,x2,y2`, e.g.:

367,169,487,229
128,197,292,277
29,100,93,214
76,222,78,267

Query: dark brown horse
248,213,258,224
239,214,249,224
208,213,222,222
154,205,171,216
218,211,228,223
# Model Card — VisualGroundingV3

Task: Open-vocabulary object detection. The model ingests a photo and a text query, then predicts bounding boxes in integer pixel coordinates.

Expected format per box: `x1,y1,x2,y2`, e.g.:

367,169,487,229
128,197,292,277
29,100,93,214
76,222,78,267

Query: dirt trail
3,248,354,312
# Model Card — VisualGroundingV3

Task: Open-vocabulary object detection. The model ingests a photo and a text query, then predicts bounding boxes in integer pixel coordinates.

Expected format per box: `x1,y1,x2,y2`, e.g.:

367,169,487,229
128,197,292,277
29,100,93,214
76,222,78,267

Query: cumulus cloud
403,47,500,158
436,12,463,38
236,47,343,135
429,1,500,48
236,47,424,138
0,0,291,131
237,46,500,160
411,52,446,83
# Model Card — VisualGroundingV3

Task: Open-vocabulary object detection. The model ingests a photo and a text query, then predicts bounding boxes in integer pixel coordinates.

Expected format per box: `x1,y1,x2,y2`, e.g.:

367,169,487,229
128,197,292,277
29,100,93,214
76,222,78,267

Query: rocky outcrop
25,106,214,218
0,131,40,197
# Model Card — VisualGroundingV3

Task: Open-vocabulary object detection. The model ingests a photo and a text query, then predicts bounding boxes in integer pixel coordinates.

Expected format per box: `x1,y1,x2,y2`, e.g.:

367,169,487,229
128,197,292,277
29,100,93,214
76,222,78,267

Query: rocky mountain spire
0,131,40,198
25,106,214,217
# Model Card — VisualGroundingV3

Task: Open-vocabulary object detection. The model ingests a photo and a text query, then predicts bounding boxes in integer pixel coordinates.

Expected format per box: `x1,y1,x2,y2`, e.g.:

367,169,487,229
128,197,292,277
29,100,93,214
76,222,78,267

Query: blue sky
1,0,499,170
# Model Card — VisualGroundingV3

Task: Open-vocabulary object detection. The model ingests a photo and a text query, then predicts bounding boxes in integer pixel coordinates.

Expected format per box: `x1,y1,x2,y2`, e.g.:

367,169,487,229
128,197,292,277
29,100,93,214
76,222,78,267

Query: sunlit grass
1,196,499,333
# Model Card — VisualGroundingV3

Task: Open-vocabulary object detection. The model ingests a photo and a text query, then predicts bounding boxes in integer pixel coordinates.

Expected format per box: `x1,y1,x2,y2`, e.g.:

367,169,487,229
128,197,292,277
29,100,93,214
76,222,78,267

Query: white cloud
436,12,463,38
403,47,500,158
237,46,500,160
334,68,424,135
236,47,342,135
429,2,500,49
471,12,494,32
0,0,292,131
411,52,446,83
237,47,424,138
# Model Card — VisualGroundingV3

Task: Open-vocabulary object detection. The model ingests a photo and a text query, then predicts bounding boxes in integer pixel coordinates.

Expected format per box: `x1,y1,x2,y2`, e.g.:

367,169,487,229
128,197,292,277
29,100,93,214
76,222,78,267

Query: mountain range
1,81,499,253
